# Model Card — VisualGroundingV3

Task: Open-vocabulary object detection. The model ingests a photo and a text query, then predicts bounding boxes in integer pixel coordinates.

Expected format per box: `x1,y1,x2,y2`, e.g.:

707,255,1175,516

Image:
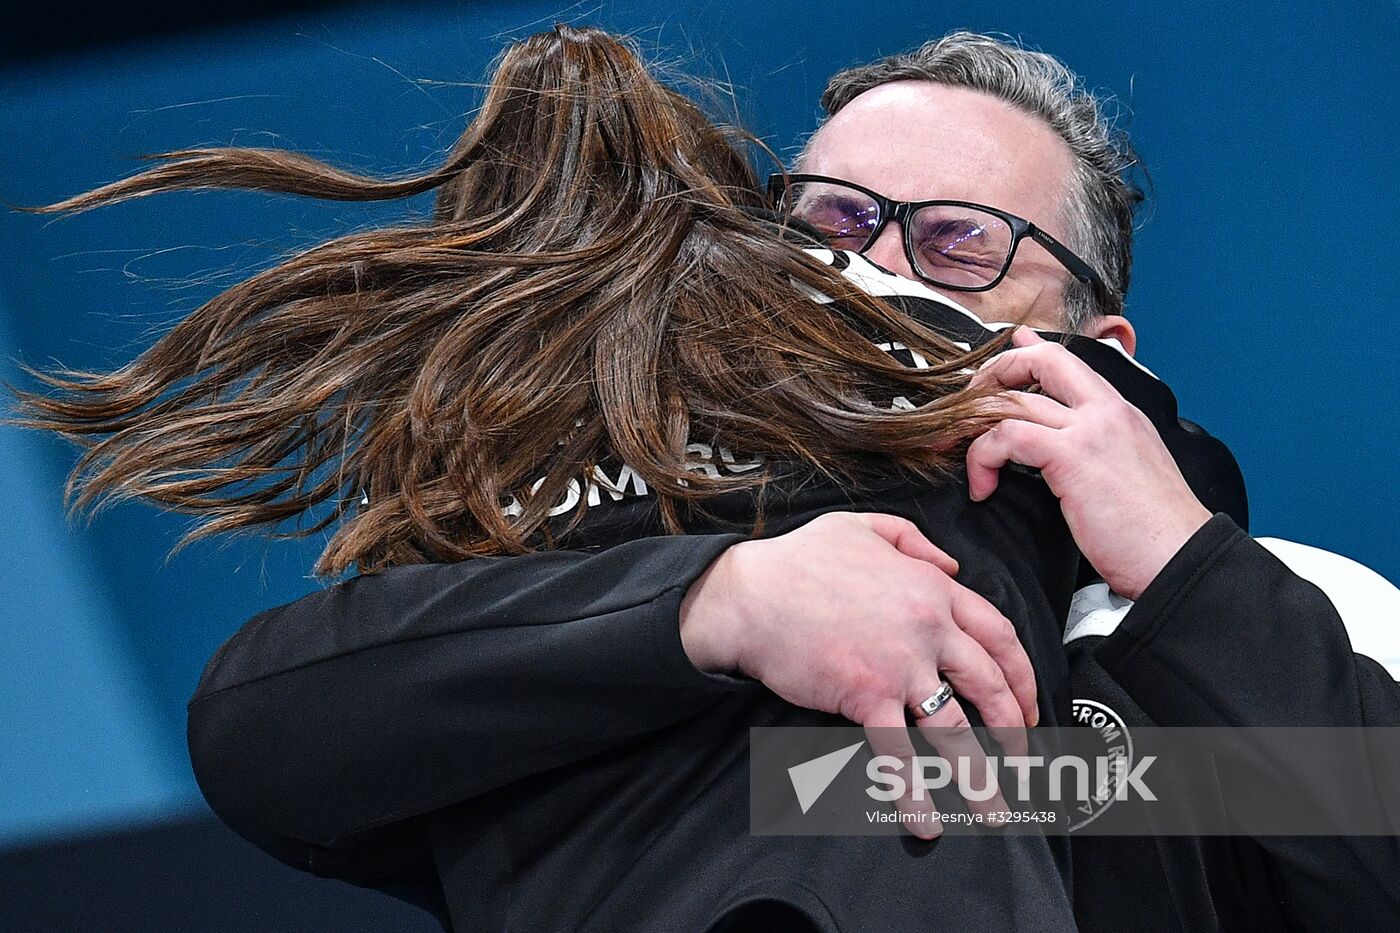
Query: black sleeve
186,533,751,884
1095,513,1400,728
1094,513,1400,927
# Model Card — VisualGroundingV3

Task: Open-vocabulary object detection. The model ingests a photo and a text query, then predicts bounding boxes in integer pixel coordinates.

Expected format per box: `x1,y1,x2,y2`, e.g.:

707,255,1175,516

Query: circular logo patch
1067,698,1133,831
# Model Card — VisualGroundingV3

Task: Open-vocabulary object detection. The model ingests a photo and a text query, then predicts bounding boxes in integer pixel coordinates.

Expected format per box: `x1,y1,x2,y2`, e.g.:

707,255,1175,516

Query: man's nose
862,224,914,279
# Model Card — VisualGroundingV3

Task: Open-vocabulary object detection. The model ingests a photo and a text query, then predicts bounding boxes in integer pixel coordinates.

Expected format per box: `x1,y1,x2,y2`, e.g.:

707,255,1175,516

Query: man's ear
1080,314,1137,357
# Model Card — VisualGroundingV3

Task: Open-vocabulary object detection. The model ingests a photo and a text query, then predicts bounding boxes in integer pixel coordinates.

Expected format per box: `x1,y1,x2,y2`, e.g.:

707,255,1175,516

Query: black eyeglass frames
767,173,1109,304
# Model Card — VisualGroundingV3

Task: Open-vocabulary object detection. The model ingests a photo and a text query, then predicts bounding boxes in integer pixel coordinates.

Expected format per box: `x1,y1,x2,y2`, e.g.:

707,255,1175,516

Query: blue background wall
2,0,1397,854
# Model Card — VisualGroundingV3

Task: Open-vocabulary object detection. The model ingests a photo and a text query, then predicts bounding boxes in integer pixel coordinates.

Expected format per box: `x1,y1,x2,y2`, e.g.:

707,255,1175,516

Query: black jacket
1067,515,1400,931
187,252,1400,931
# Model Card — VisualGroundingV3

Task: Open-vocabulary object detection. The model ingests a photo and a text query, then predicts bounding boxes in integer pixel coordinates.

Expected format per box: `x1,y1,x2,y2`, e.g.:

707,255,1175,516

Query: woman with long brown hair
12,26,1009,574
14,25,1093,932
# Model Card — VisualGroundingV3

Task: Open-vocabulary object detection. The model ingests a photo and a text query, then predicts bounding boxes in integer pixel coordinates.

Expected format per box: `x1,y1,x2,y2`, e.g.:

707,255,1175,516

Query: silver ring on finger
913,682,954,719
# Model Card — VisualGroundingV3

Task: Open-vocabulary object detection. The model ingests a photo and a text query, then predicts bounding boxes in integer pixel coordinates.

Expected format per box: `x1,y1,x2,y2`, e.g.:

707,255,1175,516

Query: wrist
679,541,753,674
1111,502,1214,600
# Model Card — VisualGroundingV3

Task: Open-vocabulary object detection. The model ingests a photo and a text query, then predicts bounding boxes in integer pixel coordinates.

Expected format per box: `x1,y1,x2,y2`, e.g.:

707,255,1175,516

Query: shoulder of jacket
1255,538,1400,681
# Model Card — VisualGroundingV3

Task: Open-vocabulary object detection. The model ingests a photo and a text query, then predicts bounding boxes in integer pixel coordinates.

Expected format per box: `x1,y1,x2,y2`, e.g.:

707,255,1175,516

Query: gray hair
813,31,1142,328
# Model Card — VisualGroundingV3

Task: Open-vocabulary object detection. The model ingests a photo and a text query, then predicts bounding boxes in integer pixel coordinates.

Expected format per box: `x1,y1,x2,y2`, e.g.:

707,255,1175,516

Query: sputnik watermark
756,725,1400,836
864,752,1157,804
787,742,1156,824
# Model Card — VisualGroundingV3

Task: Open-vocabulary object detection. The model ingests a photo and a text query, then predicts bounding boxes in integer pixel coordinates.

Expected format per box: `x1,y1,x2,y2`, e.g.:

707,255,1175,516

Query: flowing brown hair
10,25,1006,576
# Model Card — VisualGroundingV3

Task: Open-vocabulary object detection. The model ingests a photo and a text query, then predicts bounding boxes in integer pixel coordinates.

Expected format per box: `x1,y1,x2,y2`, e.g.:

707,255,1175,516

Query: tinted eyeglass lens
782,181,881,251
909,204,1013,288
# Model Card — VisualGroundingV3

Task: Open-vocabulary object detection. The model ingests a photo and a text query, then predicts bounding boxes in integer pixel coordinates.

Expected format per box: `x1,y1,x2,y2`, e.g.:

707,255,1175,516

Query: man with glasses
188,31,1400,929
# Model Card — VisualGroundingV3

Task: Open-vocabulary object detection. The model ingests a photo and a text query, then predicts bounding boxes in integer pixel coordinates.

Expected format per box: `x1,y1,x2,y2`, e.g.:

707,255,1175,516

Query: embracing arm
969,330,1400,926
1095,515,1400,928
188,511,1038,877
1096,514,1400,727
187,533,749,878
